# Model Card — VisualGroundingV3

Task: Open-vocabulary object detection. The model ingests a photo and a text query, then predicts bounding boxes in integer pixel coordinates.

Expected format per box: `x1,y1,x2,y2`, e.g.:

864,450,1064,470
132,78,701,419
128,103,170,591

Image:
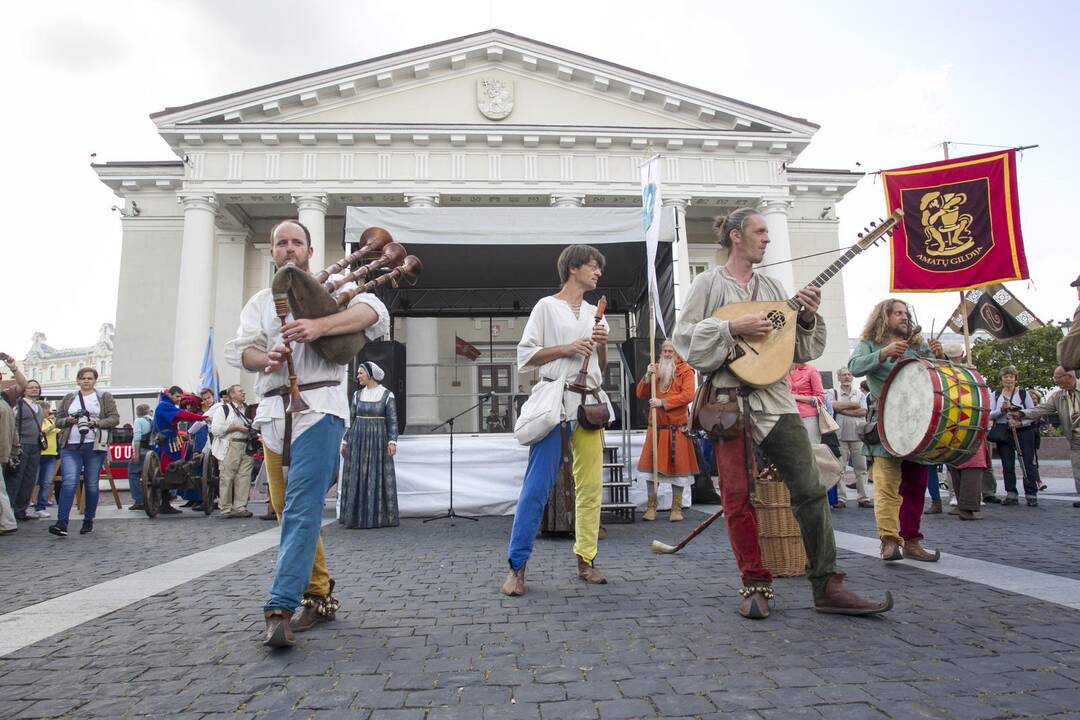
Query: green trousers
761,415,838,597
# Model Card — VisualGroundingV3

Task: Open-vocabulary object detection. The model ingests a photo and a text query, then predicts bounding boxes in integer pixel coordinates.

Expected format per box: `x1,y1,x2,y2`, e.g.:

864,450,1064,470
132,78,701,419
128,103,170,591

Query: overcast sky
3,0,1077,360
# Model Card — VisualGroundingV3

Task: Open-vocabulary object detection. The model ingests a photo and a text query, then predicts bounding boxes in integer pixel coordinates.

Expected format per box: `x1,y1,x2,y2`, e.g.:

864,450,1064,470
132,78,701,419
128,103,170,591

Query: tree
971,325,1065,392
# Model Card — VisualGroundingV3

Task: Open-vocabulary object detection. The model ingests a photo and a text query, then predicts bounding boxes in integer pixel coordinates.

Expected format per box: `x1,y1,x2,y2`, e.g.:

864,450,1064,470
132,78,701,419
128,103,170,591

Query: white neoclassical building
96,29,860,434
20,324,114,393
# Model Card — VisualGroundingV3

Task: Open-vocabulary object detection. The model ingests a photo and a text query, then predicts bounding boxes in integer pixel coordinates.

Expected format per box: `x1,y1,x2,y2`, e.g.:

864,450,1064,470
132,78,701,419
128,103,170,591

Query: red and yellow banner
882,149,1028,292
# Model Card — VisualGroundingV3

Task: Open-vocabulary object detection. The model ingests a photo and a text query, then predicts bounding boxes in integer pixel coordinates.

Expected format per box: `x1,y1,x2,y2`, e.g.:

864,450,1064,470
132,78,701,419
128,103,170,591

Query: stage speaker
352,340,407,435
619,337,661,430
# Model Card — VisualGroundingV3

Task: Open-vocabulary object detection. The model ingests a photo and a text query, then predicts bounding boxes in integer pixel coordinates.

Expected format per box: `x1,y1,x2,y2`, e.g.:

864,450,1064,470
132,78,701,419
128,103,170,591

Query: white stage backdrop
391,431,691,518
344,206,676,246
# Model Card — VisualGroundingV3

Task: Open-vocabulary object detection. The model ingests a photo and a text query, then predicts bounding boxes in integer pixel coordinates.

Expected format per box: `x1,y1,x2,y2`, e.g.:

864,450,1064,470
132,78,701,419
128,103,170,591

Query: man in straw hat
674,207,892,619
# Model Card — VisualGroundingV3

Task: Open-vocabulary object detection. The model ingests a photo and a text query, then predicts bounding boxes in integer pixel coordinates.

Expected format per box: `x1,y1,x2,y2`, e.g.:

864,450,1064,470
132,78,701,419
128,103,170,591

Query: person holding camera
49,367,119,537
0,384,19,535
211,384,255,518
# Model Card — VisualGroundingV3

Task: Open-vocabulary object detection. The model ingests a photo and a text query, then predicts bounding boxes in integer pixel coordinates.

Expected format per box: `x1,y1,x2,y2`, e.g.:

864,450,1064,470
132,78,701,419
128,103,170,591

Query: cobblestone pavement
1,465,1079,720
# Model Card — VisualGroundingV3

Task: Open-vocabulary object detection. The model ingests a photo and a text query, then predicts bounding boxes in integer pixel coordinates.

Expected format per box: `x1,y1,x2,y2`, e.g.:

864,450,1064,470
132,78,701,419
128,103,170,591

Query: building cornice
151,30,818,140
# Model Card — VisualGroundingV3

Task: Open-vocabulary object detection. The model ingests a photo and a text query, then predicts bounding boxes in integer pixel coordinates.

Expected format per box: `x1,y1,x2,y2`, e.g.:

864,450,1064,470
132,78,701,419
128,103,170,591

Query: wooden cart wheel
142,452,160,518
200,453,214,516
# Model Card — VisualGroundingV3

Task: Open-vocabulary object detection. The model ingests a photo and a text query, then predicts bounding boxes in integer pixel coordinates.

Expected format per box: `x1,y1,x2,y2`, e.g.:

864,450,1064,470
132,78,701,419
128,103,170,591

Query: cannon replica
141,421,219,518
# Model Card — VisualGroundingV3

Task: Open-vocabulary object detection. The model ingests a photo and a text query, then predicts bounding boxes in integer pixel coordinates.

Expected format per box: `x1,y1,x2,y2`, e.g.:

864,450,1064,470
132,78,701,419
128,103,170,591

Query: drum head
880,361,934,457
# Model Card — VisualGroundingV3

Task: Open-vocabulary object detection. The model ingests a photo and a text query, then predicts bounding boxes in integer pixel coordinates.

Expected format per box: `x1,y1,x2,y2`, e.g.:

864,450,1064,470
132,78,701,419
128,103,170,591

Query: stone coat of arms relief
477,79,514,120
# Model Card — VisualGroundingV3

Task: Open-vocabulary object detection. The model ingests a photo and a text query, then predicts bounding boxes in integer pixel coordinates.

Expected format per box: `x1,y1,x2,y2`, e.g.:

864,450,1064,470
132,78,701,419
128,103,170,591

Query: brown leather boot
669,487,684,522
576,555,608,584
290,579,340,632
263,610,296,648
814,572,894,616
903,539,940,562
924,501,942,515
643,483,658,521
738,585,773,620
500,564,526,596
880,537,903,561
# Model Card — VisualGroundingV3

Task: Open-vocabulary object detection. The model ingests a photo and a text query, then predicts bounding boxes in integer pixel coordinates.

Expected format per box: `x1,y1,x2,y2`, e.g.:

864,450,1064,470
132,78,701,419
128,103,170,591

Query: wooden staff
651,508,724,554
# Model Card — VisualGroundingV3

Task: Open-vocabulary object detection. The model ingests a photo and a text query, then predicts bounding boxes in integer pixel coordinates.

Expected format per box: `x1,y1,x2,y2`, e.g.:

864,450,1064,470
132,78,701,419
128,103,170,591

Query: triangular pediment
153,30,817,140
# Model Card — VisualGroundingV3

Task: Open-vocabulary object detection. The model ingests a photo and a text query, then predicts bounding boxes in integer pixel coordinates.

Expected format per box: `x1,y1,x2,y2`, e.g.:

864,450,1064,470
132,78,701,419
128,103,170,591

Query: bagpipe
271,226,421,413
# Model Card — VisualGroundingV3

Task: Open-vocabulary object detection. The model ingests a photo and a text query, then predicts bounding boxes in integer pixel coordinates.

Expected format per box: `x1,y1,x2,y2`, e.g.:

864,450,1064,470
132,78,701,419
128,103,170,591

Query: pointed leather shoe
738,589,771,620
263,610,296,648
814,572,893,616
500,564,526,596
576,555,608,584
880,538,903,561
904,539,940,562
290,579,339,632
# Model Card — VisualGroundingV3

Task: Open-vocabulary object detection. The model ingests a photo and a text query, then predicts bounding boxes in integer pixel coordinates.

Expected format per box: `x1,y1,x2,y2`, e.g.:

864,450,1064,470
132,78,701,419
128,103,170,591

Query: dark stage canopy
342,207,676,326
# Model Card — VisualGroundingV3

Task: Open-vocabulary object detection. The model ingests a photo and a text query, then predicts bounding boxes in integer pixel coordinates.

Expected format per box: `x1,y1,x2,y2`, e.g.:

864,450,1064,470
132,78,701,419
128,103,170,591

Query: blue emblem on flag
641,182,657,230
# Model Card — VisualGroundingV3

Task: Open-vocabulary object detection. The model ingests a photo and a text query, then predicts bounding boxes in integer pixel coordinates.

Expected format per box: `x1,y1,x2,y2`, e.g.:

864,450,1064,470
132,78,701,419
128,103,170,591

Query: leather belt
264,380,341,466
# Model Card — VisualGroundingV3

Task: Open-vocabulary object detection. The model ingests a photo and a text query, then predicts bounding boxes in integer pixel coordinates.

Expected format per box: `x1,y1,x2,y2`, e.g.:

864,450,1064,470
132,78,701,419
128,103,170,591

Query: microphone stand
423,393,491,523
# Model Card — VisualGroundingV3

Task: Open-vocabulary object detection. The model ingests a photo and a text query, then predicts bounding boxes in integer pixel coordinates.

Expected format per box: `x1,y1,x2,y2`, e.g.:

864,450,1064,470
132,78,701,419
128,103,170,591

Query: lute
713,209,901,388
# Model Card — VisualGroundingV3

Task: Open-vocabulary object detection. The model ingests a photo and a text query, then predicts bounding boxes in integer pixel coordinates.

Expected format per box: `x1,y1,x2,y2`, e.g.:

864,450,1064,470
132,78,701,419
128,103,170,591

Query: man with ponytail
674,207,893,619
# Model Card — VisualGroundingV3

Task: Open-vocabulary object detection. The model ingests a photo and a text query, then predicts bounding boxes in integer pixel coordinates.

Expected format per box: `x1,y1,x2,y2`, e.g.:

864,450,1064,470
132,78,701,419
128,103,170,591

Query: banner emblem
882,149,1028,291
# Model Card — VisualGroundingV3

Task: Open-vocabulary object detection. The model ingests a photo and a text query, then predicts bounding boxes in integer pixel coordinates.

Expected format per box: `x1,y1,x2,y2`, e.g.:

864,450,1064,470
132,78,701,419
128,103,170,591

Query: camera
70,410,93,437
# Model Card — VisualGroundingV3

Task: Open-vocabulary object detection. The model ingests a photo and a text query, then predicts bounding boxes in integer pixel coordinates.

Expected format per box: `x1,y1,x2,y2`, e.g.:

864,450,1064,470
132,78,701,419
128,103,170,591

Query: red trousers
714,435,772,587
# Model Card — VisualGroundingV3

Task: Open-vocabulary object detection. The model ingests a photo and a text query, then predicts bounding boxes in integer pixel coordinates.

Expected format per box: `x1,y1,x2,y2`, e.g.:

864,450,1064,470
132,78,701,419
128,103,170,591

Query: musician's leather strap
264,380,341,466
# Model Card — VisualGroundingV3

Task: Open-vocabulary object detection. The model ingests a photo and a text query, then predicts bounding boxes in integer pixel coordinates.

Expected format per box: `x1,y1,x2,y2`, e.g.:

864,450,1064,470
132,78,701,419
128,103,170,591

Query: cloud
28,17,129,73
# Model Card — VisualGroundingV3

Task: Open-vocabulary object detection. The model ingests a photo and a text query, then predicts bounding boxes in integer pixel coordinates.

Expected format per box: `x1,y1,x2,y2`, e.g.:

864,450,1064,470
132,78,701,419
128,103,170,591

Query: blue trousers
927,464,941,503
34,456,58,511
127,450,146,506
57,445,107,525
264,414,345,614
507,422,603,571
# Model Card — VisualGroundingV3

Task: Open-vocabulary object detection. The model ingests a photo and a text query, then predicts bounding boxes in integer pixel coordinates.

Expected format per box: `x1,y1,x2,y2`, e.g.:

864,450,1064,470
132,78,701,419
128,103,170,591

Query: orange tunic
636,359,700,476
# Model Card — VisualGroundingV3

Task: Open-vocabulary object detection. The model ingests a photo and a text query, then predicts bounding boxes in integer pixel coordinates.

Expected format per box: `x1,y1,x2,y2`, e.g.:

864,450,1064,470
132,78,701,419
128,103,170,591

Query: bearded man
636,340,698,522
675,206,892,619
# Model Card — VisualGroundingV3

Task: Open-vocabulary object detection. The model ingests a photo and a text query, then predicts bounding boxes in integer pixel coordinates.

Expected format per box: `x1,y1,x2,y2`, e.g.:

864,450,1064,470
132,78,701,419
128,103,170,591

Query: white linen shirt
224,274,389,455
518,295,612,421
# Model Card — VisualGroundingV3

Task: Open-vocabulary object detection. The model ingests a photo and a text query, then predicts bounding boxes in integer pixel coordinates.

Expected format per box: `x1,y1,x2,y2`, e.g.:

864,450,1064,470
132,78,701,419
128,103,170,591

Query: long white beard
658,357,676,392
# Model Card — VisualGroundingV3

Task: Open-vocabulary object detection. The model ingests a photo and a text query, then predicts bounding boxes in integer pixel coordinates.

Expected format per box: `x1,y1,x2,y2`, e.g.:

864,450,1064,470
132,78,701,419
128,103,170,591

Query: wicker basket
752,469,807,577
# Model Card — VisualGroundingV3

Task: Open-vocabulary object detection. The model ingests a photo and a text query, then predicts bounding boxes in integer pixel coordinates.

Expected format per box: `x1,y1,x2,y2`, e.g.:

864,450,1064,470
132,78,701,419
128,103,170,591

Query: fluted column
663,195,692,318
292,193,328,275
759,199,795,293
172,193,218,387
550,193,585,208
403,193,441,429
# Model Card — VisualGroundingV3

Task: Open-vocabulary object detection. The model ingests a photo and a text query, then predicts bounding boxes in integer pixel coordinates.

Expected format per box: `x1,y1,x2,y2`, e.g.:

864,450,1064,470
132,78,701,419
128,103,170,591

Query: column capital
550,193,585,208
662,194,692,211
404,193,440,207
216,229,251,245
178,193,218,213
291,193,328,212
759,198,792,215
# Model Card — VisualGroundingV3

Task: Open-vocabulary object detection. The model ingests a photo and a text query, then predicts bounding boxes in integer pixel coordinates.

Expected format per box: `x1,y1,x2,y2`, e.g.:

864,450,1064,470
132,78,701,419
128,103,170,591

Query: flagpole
940,141,974,361
649,283,659,494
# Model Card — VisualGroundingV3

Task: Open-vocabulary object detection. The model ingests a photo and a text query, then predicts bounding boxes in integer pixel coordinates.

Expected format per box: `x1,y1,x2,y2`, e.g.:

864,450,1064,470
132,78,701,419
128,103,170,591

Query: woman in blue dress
339,361,399,528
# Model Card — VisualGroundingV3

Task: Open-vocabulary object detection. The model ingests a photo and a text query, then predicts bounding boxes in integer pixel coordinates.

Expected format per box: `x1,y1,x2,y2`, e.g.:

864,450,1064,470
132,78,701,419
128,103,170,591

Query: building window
48,366,55,381
689,262,711,281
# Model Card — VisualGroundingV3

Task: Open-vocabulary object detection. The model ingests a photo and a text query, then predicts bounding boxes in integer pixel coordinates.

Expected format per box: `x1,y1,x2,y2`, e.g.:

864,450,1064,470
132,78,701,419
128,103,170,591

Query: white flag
640,155,666,337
